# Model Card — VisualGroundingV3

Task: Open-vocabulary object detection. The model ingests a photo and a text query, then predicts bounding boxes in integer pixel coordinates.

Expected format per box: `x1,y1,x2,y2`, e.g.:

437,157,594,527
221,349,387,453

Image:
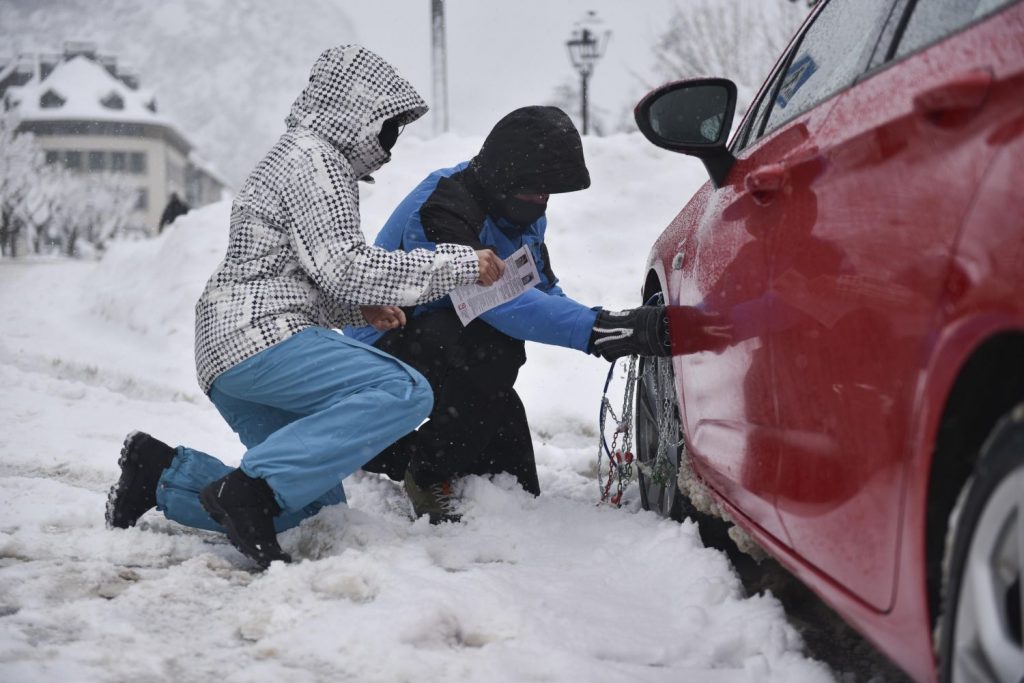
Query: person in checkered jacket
104,45,504,569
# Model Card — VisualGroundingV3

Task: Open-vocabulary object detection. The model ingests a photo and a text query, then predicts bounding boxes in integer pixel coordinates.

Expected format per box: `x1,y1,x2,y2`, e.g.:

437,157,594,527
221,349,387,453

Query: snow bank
0,134,835,682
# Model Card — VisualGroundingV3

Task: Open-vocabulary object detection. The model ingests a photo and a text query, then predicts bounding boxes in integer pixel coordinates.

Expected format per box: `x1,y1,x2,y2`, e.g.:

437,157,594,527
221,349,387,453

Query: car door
764,0,1024,611
670,175,788,541
671,0,892,545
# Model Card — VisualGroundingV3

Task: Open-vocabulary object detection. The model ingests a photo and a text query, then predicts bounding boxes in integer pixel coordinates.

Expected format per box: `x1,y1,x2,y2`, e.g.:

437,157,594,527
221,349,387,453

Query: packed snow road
0,135,836,682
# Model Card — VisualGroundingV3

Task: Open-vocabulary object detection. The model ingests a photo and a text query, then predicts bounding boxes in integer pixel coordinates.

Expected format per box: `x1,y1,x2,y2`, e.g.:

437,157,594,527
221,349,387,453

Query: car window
894,0,1019,58
761,0,892,136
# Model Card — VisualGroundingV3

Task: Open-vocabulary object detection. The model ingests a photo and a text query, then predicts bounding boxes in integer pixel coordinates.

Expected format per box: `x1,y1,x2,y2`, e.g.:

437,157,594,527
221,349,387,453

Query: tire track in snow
0,344,202,405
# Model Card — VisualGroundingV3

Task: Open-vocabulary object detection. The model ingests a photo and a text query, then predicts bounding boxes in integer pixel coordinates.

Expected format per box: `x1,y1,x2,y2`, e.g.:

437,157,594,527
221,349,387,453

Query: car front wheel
635,354,685,521
938,403,1024,683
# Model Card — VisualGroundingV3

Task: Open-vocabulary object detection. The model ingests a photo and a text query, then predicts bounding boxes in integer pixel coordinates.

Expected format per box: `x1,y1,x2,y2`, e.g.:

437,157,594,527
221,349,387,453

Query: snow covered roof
6,55,173,129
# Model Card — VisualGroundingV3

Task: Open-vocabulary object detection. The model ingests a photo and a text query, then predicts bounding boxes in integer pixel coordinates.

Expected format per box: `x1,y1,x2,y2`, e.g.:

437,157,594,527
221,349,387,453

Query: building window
64,150,82,170
100,92,124,110
134,188,149,211
88,150,107,171
40,89,66,109
111,151,127,171
45,150,60,165
167,161,185,188
129,152,146,174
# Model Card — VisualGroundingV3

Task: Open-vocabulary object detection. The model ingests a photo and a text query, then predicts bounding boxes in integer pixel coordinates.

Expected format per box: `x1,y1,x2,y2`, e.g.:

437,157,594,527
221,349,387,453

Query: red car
631,1,1023,681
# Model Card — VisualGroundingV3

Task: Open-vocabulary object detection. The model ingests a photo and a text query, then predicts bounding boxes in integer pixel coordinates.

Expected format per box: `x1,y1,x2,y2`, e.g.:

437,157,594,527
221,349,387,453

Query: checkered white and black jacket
194,45,479,393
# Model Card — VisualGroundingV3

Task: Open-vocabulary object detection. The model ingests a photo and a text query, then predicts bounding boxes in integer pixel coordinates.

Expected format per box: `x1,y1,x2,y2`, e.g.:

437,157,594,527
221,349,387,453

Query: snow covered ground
0,134,836,682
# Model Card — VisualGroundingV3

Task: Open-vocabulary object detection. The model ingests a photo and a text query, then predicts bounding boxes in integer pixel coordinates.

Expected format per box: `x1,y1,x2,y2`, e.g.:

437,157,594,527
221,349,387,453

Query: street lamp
566,11,610,135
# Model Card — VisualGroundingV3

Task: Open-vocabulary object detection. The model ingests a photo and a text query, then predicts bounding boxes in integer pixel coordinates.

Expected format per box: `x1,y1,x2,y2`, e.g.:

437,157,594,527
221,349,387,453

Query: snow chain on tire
597,353,682,508
597,355,638,506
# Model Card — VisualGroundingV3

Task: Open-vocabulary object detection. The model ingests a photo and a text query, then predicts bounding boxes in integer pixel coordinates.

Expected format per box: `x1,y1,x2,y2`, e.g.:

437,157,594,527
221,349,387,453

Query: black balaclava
499,195,548,226
470,106,591,227
378,116,401,154
361,116,403,183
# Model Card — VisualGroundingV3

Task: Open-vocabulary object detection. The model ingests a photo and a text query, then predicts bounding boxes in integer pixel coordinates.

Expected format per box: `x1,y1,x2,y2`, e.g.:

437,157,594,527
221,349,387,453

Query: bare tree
546,79,614,137
648,0,808,116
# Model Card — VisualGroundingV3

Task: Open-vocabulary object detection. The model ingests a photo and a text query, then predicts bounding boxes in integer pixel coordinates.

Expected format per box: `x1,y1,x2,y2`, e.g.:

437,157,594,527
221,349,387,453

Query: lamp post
431,0,449,135
565,11,610,135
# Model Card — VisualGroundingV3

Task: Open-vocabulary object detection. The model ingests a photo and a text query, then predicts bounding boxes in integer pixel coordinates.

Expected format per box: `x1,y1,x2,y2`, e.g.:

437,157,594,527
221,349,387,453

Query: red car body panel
645,4,1024,681
771,3,1024,612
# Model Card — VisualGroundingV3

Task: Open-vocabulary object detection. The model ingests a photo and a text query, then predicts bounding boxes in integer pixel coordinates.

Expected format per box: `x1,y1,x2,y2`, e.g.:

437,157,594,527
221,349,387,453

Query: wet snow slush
0,135,905,682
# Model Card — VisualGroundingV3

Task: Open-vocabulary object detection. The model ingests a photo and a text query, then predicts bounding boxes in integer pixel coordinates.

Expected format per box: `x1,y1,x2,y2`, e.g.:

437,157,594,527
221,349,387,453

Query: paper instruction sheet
450,245,540,326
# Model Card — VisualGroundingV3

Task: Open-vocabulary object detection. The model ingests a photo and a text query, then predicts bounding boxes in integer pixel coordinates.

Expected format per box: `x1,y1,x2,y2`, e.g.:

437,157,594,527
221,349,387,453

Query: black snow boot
403,470,461,525
106,431,176,529
199,469,292,569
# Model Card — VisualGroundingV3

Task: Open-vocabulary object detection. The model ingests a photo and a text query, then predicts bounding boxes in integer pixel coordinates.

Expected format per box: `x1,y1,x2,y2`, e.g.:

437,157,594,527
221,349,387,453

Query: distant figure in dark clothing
158,192,190,232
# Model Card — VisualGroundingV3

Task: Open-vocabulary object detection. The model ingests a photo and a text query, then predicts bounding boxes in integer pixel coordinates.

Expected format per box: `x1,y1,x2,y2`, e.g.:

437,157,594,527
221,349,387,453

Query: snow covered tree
0,117,44,257
648,0,808,116
0,116,135,258
49,171,136,257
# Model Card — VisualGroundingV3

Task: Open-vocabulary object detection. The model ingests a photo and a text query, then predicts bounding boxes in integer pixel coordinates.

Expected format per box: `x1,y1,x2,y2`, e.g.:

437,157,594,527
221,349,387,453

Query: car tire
635,354,685,521
937,402,1024,683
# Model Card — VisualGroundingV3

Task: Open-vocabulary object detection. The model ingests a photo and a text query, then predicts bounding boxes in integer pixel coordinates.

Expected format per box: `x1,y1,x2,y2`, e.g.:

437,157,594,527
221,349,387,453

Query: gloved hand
588,305,735,361
588,306,670,361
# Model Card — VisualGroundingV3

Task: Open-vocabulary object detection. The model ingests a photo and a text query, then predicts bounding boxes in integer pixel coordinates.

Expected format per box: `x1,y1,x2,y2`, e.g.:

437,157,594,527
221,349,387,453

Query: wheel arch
642,268,665,305
923,330,1024,630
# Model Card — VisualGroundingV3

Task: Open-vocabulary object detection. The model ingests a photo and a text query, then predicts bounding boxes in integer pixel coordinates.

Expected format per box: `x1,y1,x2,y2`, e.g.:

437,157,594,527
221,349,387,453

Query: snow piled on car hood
0,133,834,682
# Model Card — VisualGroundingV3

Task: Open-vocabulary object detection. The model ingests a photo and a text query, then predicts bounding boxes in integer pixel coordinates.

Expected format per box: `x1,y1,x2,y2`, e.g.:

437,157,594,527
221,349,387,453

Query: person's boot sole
198,485,291,570
105,431,148,529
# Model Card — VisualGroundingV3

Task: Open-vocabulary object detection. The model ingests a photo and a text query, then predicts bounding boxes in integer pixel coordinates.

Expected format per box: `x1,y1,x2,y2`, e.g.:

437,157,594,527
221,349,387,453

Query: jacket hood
470,106,591,197
285,45,428,178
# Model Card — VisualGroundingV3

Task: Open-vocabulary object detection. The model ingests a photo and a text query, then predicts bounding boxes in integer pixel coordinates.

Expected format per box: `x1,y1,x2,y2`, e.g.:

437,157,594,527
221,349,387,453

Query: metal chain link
596,296,685,508
639,356,684,488
599,352,685,509
598,355,638,507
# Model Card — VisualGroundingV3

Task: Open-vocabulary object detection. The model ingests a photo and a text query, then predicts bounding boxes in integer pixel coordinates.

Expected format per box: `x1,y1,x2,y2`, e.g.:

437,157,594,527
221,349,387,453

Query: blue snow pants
154,326,433,533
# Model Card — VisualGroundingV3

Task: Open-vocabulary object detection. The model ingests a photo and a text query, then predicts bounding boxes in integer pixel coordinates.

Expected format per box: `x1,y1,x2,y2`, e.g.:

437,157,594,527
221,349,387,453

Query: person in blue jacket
346,106,731,523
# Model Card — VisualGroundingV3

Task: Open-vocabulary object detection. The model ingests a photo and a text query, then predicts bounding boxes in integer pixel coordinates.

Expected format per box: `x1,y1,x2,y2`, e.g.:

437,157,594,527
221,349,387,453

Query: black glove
588,306,670,361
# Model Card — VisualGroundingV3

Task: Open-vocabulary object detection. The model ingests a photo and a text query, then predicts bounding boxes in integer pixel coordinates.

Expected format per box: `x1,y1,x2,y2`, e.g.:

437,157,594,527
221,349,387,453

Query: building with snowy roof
0,43,227,235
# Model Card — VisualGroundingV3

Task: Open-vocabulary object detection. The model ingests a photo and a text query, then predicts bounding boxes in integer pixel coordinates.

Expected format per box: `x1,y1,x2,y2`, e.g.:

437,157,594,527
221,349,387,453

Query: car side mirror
635,78,738,188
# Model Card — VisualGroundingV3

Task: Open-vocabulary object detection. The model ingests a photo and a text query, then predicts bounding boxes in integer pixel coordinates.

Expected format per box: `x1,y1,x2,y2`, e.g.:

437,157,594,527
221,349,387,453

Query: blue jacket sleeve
480,287,598,352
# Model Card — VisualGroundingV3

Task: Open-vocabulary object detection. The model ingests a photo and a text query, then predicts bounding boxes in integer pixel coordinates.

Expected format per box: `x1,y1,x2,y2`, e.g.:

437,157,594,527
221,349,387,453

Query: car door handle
745,163,787,205
913,69,992,122
745,145,823,206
